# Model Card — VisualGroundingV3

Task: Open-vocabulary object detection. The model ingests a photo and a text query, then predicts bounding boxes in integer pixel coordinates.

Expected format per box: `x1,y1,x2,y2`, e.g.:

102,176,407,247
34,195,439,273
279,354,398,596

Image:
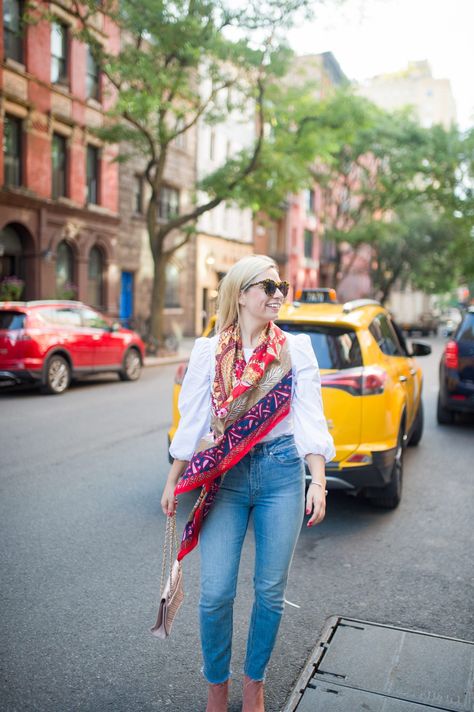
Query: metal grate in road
283,616,474,712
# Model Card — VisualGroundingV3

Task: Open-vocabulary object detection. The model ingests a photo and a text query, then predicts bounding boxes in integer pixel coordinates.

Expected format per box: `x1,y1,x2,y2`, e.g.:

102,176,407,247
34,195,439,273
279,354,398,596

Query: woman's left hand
305,483,326,526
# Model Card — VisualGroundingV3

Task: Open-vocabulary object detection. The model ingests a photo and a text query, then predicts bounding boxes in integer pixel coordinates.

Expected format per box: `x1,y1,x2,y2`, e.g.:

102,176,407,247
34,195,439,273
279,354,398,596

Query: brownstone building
0,1,120,314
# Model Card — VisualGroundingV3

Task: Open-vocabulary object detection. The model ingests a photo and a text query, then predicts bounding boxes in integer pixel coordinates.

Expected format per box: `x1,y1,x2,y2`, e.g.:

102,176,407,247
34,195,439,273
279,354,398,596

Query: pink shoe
206,679,229,712
242,674,265,712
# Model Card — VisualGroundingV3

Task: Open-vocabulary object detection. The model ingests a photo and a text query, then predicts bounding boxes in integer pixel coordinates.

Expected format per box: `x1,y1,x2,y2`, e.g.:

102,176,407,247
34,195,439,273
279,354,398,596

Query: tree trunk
149,247,168,350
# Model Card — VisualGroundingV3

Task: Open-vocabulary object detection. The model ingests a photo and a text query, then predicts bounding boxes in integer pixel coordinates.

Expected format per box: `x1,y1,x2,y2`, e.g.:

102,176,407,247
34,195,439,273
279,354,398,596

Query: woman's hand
305,483,326,526
305,453,327,527
160,458,188,516
161,480,177,516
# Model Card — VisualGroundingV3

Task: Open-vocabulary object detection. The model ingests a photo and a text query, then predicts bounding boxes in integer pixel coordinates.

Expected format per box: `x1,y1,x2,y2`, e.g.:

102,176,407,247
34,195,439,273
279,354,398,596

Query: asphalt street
1,336,473,712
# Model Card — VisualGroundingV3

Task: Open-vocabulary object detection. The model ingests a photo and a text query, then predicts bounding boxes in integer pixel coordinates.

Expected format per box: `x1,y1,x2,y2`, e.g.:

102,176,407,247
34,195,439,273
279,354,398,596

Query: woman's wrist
309,481,328,494
167,459,188,485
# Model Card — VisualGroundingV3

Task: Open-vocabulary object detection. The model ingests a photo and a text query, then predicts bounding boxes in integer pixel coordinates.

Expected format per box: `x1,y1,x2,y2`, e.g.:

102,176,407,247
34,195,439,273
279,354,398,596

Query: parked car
437,306,474,423
439,307,463,337
0,300,145,394
168,299,431,509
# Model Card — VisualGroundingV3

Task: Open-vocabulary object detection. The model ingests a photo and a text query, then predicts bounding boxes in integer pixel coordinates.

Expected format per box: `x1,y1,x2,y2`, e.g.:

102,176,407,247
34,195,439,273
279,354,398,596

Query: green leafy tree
61,0,339,346
309,92,474,299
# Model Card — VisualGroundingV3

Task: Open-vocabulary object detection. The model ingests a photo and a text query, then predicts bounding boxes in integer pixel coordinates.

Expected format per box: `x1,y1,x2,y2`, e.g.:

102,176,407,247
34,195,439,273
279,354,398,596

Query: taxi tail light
444,341,459,369
321,369,363,396
174,362,188,385
362,366,387,395
321,366,387,396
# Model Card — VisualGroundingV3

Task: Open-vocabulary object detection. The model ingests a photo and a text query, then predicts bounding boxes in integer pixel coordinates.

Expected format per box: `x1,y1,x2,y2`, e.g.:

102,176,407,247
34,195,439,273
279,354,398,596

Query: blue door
120,271,134,327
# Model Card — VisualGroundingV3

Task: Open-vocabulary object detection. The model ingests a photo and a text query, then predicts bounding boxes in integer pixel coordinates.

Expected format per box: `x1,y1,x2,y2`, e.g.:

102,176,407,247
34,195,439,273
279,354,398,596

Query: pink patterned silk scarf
174,321,292,560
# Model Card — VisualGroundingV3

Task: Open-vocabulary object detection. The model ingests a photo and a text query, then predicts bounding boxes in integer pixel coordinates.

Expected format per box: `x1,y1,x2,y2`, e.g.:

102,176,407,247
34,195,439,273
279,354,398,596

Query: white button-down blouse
169,331,336,463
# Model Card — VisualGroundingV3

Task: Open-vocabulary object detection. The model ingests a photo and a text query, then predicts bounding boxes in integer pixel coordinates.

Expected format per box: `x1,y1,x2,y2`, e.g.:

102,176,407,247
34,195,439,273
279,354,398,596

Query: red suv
0,300,145,394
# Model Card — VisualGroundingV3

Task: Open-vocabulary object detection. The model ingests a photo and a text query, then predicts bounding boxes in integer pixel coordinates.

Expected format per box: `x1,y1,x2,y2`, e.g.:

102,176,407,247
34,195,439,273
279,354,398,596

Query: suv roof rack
342,298,381,313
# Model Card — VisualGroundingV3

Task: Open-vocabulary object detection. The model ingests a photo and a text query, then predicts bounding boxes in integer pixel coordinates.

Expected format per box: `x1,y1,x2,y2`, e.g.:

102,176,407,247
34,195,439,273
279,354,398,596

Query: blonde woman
161,255,335,712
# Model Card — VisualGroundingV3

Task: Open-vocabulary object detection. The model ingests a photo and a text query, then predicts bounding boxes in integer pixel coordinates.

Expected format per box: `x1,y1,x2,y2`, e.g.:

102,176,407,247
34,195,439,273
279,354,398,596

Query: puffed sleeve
169,337,212,461
291,333,336,463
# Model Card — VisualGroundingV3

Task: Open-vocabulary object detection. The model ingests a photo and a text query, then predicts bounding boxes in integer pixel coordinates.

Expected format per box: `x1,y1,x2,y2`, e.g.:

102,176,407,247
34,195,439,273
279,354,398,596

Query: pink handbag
150,514,184,639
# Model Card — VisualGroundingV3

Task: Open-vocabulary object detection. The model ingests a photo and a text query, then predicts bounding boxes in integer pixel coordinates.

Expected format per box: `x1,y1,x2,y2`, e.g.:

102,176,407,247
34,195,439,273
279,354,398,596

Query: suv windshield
0,311,26,330
278,323,363,369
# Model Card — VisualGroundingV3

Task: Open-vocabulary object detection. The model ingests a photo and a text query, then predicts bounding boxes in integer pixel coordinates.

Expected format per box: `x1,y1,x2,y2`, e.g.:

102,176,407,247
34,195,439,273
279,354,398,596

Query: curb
144,353,191,368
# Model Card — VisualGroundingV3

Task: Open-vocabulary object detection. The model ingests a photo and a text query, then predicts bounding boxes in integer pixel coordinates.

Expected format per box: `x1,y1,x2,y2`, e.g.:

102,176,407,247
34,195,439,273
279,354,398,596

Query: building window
86,145,99,204
209,129,215,161
51,21,68,84
86,45,100,100
134,176,144,214
158,186,179,220
3,0,23,63
87,246,104,308
165,262,181,308
51,134,67,199
3,115,22,187
304,229,313,259
174,118,187,150
56,240,75,295
304,189,315,214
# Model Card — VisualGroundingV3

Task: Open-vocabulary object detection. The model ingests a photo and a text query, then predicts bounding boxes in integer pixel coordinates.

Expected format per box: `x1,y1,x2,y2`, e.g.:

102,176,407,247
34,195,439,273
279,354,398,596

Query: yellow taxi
168,297,431,509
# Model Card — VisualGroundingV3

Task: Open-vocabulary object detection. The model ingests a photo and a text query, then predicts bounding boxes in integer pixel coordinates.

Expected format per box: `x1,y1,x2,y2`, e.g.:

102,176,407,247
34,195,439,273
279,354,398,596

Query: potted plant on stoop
0,276,25,301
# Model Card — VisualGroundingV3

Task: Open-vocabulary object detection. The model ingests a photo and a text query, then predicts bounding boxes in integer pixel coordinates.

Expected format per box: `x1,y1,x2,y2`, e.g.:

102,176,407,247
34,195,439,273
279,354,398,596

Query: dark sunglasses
244,279,290,298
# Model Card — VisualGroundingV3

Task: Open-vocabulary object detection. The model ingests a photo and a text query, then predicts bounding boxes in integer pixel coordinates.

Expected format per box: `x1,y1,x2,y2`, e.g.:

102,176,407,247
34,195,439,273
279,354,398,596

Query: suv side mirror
109,322,121,332
410,342,431,357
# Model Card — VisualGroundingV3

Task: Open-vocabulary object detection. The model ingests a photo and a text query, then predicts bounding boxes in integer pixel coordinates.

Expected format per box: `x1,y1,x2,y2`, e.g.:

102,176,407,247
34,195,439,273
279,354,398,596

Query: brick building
117,128,198,338
0,1,120,313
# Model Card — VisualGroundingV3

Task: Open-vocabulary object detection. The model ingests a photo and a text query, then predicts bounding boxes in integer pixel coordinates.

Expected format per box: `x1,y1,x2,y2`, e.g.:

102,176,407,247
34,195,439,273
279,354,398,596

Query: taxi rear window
278,322,363,370
0,311,26,330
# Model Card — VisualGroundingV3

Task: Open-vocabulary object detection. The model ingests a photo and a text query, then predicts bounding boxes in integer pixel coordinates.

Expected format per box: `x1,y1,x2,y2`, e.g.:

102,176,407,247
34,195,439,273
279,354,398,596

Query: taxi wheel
41,354,71,395
408,401,423,446
119,348,142,381
367,429,403,509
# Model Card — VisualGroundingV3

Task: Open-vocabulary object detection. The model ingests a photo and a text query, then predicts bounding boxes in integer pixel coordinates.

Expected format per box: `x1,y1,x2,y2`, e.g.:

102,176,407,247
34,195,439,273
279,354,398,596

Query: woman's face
238,267,285,322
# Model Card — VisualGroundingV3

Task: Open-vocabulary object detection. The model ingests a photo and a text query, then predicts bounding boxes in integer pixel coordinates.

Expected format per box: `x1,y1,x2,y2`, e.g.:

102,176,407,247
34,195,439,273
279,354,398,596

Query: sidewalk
143,336,195,368
284,616,474,711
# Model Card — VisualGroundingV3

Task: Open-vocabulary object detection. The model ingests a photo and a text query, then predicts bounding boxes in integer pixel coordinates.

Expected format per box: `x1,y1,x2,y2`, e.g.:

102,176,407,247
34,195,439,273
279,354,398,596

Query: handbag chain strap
160,513,179,596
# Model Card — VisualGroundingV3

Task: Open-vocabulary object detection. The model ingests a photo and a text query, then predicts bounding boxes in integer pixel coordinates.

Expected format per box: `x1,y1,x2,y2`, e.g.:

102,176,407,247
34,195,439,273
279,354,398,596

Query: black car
437,306,474,423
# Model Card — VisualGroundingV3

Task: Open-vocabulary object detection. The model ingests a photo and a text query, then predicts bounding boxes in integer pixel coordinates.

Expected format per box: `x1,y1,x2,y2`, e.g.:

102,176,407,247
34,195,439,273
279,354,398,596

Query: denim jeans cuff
243,668,266,682
201,666,233,685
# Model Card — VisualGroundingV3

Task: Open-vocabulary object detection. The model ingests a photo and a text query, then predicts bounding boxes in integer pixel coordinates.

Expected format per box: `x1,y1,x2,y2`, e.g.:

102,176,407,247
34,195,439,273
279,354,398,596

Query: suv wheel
367,429,403,509
119,348,142,382
408,401,424,446
41,354,71,395
436,393,454,425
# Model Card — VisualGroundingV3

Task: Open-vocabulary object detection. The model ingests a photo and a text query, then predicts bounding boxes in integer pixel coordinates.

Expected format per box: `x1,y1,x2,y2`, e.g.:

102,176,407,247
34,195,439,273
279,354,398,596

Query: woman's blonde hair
216,254,277,333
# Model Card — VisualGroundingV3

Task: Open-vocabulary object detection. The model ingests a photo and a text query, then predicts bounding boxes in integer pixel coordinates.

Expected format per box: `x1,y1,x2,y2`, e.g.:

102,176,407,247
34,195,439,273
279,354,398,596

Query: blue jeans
199,434,305,684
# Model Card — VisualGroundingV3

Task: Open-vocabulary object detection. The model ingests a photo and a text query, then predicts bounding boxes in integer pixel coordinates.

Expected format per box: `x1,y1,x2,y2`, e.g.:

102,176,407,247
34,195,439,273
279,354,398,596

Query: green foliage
305,90,474,298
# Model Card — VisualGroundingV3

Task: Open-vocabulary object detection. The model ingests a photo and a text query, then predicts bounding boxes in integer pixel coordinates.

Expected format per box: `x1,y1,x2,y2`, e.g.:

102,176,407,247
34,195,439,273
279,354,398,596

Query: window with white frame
51,21,68,84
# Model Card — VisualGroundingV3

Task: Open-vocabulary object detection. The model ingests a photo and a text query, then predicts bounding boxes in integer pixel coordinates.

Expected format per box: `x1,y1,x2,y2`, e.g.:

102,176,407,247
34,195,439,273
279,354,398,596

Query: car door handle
92,335,101,340
399,375,407,382
410,368,417,376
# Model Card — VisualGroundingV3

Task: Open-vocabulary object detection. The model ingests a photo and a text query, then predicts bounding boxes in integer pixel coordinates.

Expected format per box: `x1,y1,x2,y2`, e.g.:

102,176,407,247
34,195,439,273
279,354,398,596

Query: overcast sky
287,0,474,129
